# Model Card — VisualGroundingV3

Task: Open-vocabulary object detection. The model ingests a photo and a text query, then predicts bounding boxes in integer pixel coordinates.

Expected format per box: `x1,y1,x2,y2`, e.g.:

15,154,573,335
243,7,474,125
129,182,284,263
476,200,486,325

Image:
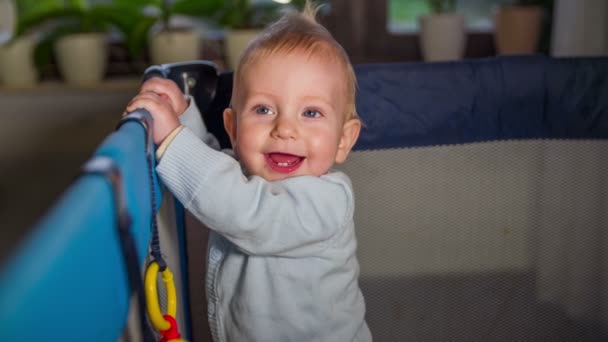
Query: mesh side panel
336,140,608,342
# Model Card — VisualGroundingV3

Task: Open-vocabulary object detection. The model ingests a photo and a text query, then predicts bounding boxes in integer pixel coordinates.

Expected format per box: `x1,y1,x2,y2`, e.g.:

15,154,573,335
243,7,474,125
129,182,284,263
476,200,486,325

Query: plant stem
161,0,171,31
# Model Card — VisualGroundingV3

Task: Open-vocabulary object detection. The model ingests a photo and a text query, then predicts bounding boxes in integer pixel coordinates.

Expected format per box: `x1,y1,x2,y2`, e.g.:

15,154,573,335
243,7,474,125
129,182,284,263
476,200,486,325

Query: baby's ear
335,118,361,164
223,108,237,147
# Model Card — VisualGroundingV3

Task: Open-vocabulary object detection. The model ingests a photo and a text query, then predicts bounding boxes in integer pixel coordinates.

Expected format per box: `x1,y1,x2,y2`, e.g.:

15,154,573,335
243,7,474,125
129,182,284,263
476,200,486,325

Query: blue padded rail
354,56,608,150
0,111,161,341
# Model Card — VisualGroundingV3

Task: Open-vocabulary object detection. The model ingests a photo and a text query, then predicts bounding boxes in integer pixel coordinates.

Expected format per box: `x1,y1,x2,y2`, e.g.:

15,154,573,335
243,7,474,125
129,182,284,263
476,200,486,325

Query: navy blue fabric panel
353,56,608,150
544,57,608,138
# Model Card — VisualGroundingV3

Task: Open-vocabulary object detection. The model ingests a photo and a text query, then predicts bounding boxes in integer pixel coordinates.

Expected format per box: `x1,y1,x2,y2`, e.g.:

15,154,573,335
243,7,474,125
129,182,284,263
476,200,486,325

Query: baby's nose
272,116,297,139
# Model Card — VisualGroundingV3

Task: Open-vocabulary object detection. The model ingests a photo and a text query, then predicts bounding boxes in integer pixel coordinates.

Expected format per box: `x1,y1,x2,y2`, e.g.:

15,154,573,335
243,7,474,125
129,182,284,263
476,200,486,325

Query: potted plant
114,0,223,66
418,0,466,62
13,0,137,86
494,0,551,55
219,0,280,70
218,0,309,70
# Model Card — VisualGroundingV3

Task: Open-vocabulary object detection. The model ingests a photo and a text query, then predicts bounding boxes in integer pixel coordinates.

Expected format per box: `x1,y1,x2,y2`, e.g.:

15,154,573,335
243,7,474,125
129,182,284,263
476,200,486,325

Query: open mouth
265,152,305,173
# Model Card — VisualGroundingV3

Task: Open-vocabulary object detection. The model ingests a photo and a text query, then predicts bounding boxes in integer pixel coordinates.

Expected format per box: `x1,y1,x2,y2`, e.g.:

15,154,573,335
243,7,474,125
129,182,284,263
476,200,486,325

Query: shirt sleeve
156,126,184,160
178,95,221,150
156,128,353,257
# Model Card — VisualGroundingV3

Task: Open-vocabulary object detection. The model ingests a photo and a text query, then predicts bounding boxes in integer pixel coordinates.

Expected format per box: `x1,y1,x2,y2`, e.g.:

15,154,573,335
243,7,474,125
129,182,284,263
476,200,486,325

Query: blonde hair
232,1,358,120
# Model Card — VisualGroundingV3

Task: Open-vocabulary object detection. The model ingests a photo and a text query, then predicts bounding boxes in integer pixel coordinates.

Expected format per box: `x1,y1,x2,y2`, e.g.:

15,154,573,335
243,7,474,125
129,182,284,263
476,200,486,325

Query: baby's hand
126,91,180,145
139,77,189,116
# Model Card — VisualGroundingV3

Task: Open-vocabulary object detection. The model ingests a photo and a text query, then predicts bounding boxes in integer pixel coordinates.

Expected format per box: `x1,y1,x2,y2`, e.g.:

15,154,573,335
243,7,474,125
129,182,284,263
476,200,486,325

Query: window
388,0,505,33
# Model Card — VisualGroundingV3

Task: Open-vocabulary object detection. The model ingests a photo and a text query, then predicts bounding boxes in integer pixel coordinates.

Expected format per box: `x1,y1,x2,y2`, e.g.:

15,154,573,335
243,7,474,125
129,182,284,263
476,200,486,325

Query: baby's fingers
141,78,187,114
126,100,161,116
140,77,175,94
125,92,163,113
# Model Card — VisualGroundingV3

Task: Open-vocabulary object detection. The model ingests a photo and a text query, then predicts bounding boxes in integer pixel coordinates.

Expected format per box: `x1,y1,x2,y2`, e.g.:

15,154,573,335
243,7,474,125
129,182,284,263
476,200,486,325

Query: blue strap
118,111,167,271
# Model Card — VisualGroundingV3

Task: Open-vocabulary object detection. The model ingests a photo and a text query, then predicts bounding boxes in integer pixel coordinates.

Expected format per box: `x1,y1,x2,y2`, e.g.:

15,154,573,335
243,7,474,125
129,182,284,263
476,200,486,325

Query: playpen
1,55,607,341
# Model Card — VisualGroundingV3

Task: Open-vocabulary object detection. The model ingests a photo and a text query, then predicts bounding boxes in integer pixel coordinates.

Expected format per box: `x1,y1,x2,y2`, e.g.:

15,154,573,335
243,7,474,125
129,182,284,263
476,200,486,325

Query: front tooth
278,162,289,167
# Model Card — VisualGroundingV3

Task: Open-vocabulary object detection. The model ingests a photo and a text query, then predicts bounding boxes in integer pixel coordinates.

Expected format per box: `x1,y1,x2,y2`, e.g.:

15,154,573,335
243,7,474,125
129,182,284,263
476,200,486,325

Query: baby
126,2,371,341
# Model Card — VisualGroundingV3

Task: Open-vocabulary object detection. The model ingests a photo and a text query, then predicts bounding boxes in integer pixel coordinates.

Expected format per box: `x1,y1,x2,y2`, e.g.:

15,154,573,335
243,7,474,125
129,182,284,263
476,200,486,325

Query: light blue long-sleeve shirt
157,99,372,342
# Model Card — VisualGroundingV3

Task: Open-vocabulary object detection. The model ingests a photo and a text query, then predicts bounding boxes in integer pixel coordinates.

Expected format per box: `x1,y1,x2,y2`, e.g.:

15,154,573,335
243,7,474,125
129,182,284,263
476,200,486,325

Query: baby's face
224,51,358,181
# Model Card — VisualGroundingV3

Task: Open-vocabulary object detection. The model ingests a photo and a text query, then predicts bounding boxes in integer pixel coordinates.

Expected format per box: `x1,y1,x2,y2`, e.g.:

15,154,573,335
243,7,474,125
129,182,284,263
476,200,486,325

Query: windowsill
387,27,494,36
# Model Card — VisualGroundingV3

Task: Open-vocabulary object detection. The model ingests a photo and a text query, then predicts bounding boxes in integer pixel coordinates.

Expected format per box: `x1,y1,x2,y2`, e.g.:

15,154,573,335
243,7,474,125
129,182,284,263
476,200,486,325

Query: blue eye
303,109,322,118
255,106,273,115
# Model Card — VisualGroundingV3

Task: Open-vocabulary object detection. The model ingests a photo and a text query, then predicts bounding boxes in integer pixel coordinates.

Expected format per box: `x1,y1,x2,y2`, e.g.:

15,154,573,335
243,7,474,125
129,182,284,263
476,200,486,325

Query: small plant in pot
217,0,311,70
14,0,136,86
114,0,224,66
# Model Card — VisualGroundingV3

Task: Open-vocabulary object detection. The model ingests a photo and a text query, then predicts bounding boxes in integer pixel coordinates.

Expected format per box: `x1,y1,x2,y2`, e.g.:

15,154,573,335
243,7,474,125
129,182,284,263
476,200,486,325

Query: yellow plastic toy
145,261,187,342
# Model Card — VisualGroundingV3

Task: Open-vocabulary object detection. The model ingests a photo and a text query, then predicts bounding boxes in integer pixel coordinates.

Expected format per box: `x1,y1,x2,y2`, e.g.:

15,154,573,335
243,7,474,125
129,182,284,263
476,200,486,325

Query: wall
0,80,138,260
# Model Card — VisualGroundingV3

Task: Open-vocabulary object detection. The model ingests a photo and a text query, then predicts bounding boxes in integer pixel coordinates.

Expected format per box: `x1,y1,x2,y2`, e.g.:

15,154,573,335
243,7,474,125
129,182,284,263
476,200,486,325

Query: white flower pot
0,36,38,88
55,33,107,86
149,30,201,65
419,13,466,62
225,29,261,71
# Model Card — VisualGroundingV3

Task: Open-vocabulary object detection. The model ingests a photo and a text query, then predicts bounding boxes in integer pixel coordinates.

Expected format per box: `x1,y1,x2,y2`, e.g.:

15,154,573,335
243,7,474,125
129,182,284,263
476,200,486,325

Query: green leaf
171,0,224,17
217,0,287,29
16,7,83,36
88,5,142,35
427,0,457,14
113,0,162,8
16,0,64,16
126,16,157,57
65,0,87,10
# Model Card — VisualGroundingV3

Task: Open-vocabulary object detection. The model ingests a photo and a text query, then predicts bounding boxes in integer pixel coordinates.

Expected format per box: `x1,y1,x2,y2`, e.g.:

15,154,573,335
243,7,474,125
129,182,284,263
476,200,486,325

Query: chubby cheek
234,126,266,171
305,129,342,175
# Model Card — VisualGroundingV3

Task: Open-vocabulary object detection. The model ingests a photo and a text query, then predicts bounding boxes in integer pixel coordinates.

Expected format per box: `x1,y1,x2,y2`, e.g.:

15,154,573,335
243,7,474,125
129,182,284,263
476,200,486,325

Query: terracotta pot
55,33,107,86
419,13,466,62
495,6,544,55
0,36,38,88
224,29,261,70
149,30,201,65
